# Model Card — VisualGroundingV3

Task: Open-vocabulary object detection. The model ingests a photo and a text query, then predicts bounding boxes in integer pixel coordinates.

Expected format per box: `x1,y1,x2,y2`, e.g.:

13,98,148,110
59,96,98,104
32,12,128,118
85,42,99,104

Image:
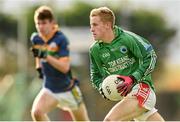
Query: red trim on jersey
135,83,150,107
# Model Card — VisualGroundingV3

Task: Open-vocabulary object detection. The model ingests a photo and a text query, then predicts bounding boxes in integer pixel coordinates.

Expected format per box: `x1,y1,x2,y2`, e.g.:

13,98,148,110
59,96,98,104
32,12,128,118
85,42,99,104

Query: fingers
117,84,130,97
117,76,124,81
121,87,128,96
117,83,126,91
117,75,126,80
117,85,125,93
125,87,132,96
36,68,43,79
120,86,131,97
31,48,39,57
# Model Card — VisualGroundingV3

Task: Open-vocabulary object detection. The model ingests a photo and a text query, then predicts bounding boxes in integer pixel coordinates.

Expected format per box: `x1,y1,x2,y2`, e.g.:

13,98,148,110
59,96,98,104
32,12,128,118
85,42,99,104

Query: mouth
92,33,96,37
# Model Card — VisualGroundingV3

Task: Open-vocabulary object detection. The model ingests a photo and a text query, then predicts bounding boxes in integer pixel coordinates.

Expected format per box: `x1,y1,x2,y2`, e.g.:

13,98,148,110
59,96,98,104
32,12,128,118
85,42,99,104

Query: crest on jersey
49,42,57,48
120,46,128,54
48,42,59,52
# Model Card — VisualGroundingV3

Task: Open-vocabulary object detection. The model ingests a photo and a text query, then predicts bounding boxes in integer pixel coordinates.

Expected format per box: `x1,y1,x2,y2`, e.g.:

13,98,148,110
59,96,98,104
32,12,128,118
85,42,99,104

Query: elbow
62,69,69,74
61,65,70,74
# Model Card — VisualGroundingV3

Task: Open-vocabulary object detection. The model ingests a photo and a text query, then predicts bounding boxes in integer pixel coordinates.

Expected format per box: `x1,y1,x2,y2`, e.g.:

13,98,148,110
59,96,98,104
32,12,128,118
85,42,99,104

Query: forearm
89,50,104,90
90,67,103,90
132,51,157,81
90,70,103,90
90,77,102,90
35,58,41,69
46,55,70,74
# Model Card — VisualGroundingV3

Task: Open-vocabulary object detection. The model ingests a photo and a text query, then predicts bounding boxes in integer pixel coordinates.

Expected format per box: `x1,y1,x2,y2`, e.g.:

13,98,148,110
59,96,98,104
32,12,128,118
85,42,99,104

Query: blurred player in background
89,7,164,121
30,5,89,121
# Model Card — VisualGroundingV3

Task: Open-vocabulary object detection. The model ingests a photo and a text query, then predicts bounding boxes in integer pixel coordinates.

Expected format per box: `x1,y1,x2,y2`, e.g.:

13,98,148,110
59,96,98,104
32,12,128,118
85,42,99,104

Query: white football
102,75,124,101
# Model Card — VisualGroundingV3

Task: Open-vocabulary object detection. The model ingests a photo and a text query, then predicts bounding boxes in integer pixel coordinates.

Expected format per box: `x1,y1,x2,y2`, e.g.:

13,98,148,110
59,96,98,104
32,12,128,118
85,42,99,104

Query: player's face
35,19,54,35
90,16,107,40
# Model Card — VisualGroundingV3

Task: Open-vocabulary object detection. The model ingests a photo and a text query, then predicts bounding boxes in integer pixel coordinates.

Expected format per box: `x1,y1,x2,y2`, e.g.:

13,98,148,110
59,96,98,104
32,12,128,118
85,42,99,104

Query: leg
69,102,90,121
31,89,59,121
56,85,90,121
146,111,164,121
104,96,148,121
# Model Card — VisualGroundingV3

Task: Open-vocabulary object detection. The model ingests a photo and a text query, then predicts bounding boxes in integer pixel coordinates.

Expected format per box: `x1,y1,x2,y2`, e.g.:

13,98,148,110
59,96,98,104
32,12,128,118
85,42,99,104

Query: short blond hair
90,7,115,28
34,5,54,22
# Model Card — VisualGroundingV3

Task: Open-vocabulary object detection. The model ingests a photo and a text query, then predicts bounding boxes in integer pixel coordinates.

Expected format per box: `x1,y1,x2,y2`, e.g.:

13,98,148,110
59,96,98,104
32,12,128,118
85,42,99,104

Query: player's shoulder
123,30,146,42
89,41,101,52
54,31,69,43
55,31,63,37
124,30,150,43
30,32,39,41
120,30,134,39
55,31,66,38
114,26,134,42
119,30,141,45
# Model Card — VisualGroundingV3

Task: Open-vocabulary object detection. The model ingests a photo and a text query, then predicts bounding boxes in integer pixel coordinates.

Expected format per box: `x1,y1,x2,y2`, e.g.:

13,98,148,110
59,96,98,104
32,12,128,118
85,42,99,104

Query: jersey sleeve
30,32,39,45
125,31,157,82
57,34,69,57
89,48,103,90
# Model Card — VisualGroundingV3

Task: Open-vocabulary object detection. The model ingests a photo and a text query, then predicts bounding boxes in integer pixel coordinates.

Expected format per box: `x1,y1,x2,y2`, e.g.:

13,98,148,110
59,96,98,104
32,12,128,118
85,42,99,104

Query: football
102,74,124,101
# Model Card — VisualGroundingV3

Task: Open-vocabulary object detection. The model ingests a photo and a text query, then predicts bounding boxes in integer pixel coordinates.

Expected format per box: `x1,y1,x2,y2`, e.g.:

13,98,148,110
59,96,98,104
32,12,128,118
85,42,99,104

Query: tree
128,10,176,60
57,1,94,26
0,13,17,40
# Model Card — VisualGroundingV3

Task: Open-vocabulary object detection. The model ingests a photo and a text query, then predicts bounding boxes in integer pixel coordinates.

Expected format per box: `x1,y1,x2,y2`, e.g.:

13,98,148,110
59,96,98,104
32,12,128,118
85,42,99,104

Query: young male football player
89,6,164,121
30,5,89,121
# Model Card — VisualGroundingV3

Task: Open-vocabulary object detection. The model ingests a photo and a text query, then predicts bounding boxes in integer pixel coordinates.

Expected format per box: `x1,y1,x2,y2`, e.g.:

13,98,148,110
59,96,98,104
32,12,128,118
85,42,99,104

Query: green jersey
89,26,157,91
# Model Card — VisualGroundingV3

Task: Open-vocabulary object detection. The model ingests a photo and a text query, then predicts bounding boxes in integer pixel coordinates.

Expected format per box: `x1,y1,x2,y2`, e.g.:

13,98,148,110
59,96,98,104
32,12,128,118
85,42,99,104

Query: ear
105,22,112,30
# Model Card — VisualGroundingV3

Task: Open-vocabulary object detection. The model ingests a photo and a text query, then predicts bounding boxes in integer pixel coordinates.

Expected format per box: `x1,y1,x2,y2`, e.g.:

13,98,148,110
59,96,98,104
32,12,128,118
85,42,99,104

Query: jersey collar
97,25,123,46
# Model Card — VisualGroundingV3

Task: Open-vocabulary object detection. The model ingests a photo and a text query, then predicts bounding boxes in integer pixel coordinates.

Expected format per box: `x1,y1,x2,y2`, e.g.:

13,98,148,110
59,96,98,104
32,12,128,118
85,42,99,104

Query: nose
38,24,43,29
90,27,94,33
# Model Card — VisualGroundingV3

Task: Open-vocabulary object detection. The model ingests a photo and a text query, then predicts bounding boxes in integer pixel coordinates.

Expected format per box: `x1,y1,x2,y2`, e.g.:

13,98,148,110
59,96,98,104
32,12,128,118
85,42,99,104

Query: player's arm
46,56,70,74
46,34,70,74
34,57,44,79
126,32,157,82
90,49,110,100
30,32,44,79
35,57,41,69
31,45,70,74
89,49,103,90
117,32,157,96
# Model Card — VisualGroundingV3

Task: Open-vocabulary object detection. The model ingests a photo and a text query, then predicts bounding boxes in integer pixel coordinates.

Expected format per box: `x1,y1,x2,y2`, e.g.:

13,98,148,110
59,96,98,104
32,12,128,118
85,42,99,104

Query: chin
93,36,99,40
39,31,45,35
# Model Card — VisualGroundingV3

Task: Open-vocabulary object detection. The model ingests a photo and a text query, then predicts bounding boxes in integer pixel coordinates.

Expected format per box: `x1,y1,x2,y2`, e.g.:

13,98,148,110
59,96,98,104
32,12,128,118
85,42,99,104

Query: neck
39,25,59,42
102,29,115,43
